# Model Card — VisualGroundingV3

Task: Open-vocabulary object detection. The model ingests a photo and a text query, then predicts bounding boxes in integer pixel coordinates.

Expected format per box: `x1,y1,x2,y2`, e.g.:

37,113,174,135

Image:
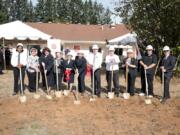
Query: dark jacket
75,57,87,75
39,54,54,74
54,58,65,75
160,55,176,78
39,54,54,87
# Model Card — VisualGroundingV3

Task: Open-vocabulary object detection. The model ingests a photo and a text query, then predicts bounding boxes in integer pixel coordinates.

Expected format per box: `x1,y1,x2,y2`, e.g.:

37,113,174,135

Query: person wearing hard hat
122,48,138,96
39,47,54,91
75,50,87,95
11,43,27,95
160,46,176,103
26,48,39,93
139,45,157,98
105,46,121,97
54,51,65,91
87,44,103,97
63,51,76,90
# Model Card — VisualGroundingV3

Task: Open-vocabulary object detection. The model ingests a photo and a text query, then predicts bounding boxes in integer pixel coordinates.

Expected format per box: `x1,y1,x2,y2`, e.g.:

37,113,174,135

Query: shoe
160,98,166,103
148,95,153,98
139,93,145,96
12,92,17,96
115,93,119,97
130,93,135,96
96,93,101,98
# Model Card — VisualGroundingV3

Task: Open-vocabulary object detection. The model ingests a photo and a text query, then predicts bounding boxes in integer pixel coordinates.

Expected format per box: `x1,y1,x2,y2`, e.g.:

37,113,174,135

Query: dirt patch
0,71,180,135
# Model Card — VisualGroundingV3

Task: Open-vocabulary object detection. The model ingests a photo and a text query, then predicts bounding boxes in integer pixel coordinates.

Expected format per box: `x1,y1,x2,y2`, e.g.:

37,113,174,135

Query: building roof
26,22,130,43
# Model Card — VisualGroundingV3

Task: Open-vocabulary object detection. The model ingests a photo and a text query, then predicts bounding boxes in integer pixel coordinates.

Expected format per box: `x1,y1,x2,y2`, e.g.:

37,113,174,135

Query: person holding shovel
75,50,87,95
160,46,176,103
122,49,138,96
26,48,40,92
105,46,120,97
87,44,103,97
63,52,76,91
11,43,27,96
54,51,65,91
139,45,157,98
39,47,54,92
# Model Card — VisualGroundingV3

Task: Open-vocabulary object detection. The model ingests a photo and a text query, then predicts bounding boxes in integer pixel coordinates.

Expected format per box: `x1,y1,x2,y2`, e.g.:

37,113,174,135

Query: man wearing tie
88,44,103,97
11,43,27,95
160,46,176,103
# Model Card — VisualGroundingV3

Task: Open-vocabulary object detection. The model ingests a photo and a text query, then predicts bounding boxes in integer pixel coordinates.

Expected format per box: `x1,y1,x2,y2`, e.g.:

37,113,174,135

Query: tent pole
2,38,6,72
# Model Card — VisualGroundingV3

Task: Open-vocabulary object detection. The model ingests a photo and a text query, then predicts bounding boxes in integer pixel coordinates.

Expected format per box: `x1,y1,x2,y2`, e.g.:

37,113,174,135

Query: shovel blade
74,100,81,105
19,95,27,103
145,99,152,104
33,94,40,99
123,93,130,100
55,91,62,98
64,90,70,96
90,98,96,102
108,92,114,99
46,95,52,100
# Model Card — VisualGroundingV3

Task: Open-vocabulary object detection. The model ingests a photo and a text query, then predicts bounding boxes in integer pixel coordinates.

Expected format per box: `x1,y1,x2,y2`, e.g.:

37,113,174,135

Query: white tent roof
109,33,137,44
0,20,52,40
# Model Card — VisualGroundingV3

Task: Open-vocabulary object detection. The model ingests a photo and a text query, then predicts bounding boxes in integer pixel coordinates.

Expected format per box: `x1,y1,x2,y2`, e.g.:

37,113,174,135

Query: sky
31,0,121,24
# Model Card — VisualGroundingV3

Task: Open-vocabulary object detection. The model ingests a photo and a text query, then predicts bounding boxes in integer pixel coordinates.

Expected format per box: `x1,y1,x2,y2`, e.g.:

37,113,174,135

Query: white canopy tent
0,20,52,40
108,33,137,45
0,20,52,71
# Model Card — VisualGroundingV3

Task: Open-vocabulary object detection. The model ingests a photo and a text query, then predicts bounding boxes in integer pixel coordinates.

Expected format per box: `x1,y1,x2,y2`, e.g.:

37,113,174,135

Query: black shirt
140,53,157,74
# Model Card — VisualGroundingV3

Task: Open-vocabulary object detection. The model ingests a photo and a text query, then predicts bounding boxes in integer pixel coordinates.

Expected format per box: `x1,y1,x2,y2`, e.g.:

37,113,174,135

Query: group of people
10,43,176,103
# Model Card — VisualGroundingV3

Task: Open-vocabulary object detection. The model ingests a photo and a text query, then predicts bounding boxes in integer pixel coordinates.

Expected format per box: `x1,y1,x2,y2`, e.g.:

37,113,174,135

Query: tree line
0,0,112,24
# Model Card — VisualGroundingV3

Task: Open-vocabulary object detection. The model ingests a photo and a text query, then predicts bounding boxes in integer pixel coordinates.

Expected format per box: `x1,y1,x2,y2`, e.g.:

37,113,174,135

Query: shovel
64,68,71,96
144,69,152,105
19,67,27,103
73,70,81,105
90,54,96,102
42,63,52,100
108,63,114,99
33,70,40,99
55,60,62,98
123,64,130,99
160,71,164,102
90,68,96,102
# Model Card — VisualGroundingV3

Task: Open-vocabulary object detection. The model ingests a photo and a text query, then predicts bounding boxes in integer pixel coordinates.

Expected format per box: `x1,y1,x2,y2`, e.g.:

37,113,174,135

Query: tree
0,0,8,24
35,0,46,22
115,0,180,56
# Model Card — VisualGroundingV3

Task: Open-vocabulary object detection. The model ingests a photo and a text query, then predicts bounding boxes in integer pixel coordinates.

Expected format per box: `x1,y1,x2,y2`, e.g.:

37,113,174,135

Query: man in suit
160,46,176,102
75,50,87,95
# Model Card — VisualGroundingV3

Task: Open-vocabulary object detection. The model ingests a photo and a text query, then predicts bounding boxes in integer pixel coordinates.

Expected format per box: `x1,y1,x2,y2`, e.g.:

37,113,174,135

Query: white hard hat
127,49,133,53
163,46,170,51
92,44,99,50
146,45,153,50
17,43,23,47
67,52,73,56
109,46,115,51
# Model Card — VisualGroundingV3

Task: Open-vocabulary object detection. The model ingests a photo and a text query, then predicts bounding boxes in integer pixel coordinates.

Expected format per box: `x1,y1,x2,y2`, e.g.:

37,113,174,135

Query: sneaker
148,95,153,98
139,93,145,96
12,92,17,96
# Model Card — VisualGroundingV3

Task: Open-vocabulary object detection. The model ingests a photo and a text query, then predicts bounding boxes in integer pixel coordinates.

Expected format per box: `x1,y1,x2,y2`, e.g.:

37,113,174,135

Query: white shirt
26,55,39,72
11,51,27,67
105,54,120,71
87,52,103,71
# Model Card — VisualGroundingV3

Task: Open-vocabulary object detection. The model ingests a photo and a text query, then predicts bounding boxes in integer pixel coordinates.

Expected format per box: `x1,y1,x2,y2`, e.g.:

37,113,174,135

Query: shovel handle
144,69,149,96
19,67,24,95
